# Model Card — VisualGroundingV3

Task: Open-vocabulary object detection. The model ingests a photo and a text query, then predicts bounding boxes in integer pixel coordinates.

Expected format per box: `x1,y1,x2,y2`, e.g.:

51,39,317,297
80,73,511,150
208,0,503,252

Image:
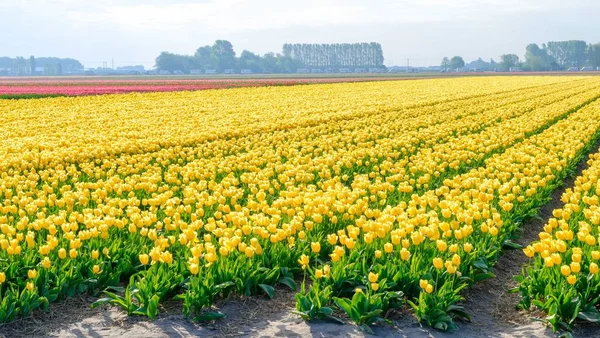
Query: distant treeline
155,40,385,74
282,43,384,69
444,40,600,71
0,56,84,75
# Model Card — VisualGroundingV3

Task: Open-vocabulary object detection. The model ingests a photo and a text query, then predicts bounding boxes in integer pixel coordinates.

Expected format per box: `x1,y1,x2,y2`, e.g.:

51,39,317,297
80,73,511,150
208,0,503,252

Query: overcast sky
1,0,599,68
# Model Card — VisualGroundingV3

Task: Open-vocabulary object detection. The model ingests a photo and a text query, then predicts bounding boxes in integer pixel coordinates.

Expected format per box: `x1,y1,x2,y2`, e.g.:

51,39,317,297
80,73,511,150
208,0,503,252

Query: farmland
1,72,594,98
2,76,600,336
0,75,420,98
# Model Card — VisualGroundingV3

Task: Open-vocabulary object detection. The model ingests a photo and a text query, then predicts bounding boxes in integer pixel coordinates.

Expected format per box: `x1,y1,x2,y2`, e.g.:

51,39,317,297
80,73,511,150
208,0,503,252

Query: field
0,74,420,98
1,72,595,98
2,76,600,337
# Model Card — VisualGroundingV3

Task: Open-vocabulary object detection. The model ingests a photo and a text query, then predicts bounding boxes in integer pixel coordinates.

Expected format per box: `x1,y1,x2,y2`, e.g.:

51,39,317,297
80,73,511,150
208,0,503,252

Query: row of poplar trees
282,42,385,69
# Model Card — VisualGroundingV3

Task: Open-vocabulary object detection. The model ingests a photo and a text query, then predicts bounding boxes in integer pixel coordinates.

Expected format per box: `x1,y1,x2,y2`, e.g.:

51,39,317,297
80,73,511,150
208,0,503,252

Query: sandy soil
3,148,600,338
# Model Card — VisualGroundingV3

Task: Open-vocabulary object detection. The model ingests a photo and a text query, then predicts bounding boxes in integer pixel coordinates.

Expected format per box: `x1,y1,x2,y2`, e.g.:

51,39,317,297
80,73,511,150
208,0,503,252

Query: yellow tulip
384,243,393,253
139,254,150,265
298,254,310,269
58,248,67,260
244,247,255,258
323,264,331,278
400,248,411,261
189,263,199,275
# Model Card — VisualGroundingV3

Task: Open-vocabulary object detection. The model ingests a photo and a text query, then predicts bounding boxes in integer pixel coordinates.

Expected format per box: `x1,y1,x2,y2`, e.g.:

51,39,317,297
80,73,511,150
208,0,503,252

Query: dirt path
3,148,600,338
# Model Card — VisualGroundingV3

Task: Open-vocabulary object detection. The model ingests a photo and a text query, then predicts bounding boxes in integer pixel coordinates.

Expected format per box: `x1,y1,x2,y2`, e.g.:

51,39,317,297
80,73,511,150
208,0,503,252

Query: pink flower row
0,84,268,95
0,77,398,96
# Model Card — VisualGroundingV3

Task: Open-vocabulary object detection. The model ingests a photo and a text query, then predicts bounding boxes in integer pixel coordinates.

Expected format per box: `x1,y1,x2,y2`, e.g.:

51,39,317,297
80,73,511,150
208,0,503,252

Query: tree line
442,40,600,71
0,56,84,75
282,43,384,69
155,40,300,73
155,40,385,73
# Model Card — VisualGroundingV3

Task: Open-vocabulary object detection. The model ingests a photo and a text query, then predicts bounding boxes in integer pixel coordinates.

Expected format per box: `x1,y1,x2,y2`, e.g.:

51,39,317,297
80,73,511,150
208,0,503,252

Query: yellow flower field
519,149,600,331
1,76,600,331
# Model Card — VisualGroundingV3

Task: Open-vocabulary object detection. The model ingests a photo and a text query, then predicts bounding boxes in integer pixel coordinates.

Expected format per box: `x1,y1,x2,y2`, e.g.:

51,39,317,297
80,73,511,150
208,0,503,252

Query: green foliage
294,281,342,323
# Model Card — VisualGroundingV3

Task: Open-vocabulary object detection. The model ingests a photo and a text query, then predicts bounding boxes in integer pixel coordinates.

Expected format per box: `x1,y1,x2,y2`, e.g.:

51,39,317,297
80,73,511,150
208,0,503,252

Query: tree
260,53,278,73
238,50,262,72
546,40,587,68
155,40,385,74
35,57,83,73
283,42,385,69
275,54,298,73
589,43,600,68
499,54,519,71
449,56,465,70
194,45,213,69
465,57,494,71
211,40,236,72
440,57,450,69
524,44,554,71
13,57,28,75
29,56,36,75
155,52,195,73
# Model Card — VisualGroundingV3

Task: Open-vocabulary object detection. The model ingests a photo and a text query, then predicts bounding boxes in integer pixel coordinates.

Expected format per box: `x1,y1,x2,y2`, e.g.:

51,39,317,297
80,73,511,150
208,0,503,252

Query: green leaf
259,284,275,299
325,314,346,324
333,297,354,318
132,308,148,317
214,281,235,293
106,286,126,293
319,307,333,316
352,290,368,314
90,298,112,309
577,310,600,323
147,295,159,319
447,305,471,321
292,310,310,321
434,321,448,331
502,240,523,250
359,324,374,335
406,299,418,312
359,309,383,323
195,311,225,322
473,272,496,283
279,276,297,291
474,257,490,272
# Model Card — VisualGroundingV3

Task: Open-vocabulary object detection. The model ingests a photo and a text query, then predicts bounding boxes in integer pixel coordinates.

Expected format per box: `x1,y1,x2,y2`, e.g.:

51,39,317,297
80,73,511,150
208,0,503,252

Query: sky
1,0,599,68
